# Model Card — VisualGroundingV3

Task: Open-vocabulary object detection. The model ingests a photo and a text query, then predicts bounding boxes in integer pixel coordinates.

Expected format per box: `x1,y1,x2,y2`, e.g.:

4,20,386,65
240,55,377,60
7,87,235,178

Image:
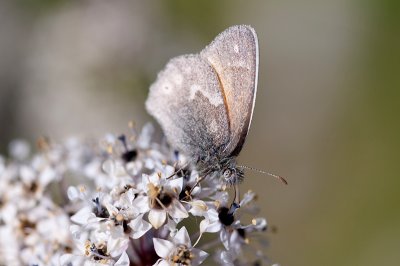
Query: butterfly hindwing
146,54,231,159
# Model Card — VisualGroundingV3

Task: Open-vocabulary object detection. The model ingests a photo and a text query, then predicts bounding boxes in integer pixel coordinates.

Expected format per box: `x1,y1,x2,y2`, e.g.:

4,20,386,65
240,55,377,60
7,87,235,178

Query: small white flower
8,139,30,160
153,226,208,266
0,124,275,266
71,192,112,225
133,168,188,229
137,122,155,149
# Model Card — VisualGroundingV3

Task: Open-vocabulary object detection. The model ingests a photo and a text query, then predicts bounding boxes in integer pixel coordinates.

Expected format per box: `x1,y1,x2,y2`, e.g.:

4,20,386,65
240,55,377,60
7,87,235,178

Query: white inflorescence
0,123,274,266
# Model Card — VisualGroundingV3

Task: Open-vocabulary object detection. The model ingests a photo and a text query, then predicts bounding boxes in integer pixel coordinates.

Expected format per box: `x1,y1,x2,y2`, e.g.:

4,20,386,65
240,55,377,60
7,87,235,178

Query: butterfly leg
189,175,205,195
166,162,190,179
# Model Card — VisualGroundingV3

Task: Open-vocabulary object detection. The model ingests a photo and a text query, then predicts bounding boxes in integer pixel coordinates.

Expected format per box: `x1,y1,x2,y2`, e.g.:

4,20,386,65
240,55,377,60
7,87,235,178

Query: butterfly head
219,157,244,185
196,153,244,186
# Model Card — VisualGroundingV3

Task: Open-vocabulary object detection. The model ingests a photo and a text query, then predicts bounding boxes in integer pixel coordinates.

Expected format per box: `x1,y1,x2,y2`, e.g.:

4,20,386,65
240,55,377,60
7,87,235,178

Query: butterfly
146,25,259,186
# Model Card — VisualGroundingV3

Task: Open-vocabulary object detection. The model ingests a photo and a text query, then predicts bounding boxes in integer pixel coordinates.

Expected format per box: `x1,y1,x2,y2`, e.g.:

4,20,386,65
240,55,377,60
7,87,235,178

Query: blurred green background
0,0,399,265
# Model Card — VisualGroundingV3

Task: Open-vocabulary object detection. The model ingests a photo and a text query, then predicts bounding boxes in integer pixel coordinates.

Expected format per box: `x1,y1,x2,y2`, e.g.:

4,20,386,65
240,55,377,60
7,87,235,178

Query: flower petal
108,236,129,257
132,195,150,213
153,238,174,259
220,229,230,250
252,217,267,231
240,190,256,206
67,186,80,201
191,248,209,266
163,165,175,178
173,226,191,246
102,159,116,175
188,200,208,216
148,172,160,185
70,206,96,225
114,252,130,266
167,177,183,192
128,214,152,239
164,217,178,237
59,254,73,266
200,219,209,234
105,202,119,217
149,209,166,229
200,216,221,234
168,199,188,219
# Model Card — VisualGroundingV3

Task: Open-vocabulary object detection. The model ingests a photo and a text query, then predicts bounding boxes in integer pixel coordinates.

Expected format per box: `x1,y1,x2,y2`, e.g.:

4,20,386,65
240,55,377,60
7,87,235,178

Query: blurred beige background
1,1,399,265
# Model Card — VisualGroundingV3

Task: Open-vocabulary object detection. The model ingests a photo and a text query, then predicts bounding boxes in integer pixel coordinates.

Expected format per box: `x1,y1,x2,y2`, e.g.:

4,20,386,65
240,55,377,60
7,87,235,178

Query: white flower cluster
0,124,273,266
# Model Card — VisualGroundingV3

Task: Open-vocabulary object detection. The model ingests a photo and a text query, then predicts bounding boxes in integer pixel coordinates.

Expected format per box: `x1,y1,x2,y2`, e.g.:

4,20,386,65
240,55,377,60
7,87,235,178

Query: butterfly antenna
238,165,288,185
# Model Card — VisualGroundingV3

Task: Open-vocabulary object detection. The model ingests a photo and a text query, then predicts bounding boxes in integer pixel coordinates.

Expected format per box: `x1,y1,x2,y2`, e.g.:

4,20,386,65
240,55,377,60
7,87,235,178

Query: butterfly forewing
200,25,259,157
146,54,231,159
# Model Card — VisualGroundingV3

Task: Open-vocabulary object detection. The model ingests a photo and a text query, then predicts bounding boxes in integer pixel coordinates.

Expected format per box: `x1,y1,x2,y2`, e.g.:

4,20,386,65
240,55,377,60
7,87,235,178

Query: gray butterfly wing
146,54,231,159
200,25,259,157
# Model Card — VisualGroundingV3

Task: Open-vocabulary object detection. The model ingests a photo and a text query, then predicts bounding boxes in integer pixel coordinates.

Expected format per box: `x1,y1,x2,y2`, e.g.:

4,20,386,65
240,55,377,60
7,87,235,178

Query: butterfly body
194,145,244,185
146,25,258,185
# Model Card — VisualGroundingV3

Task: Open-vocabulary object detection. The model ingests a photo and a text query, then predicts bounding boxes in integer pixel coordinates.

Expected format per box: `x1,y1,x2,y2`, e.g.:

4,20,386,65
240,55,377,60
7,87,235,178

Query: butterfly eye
223,169,232,179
